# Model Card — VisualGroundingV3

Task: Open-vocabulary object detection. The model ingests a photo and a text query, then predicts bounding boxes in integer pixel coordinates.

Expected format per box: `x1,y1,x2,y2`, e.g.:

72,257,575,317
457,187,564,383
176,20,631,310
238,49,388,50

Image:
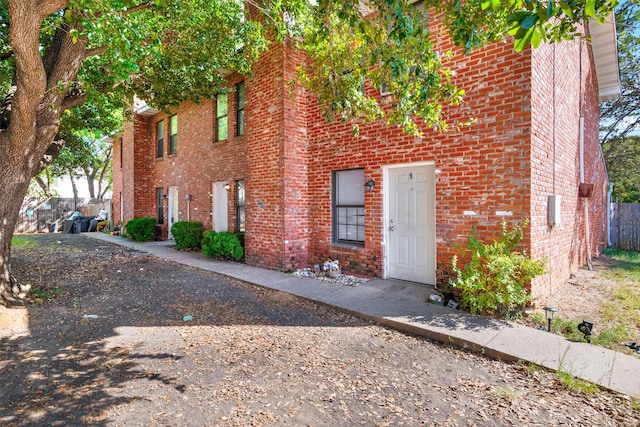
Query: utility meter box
548,195,561,226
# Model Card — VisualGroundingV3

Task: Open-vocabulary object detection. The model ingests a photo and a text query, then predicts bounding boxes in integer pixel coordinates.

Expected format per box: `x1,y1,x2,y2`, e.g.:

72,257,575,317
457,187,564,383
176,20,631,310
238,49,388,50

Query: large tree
48,134,113,202
31,101,120,201
0,0,617,305
48,100,122,201
601,0,639,202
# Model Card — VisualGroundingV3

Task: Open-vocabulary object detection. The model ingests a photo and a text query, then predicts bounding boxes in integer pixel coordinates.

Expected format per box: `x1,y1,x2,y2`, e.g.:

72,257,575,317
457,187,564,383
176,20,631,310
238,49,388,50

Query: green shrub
171,221,203,250
202,230,244,261
125,217,157,242
235,232,245,249
450,220,546,316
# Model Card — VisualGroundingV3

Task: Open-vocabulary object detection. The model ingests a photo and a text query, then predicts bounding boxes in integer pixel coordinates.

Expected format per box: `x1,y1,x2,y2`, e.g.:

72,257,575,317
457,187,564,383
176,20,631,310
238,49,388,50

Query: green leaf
513,26,535,52
507,11,529,24
481,0,501,10
521,14,538,30
547,0,554,19
558,1,574,19
530,27,543,48
585,0,597,18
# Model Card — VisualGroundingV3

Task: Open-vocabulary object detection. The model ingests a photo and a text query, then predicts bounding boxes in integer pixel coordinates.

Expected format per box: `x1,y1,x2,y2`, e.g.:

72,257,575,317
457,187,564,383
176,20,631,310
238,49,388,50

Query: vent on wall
579,183,594,198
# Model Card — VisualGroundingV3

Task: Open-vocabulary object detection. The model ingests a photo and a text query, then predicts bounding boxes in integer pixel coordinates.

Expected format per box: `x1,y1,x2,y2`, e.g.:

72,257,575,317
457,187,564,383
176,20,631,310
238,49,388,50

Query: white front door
386,164,436,284
168,186,179,238
212,182,228,232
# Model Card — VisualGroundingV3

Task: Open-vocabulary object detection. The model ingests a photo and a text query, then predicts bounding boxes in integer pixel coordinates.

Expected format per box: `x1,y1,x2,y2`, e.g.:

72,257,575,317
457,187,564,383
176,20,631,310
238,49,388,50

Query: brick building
111,16,619,298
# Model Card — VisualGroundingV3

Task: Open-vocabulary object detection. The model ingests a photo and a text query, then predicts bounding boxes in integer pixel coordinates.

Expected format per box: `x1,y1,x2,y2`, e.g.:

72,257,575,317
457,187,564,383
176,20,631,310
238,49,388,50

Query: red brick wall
117,21,607,295
111,136,123,226
301,31,605,296
132,117,154,220
244,40,288,269
528,36,608,298
282,39,311,270
121,76,248,238
582,32,609,260
113,120,144,227
304,36,534,282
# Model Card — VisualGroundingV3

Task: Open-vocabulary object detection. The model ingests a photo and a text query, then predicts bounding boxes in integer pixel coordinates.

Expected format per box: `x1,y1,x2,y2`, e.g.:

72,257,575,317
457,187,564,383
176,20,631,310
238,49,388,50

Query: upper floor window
216,93,228,141
236,82,245,136
333,168,365,245
156,120,165,158
169,115,178,154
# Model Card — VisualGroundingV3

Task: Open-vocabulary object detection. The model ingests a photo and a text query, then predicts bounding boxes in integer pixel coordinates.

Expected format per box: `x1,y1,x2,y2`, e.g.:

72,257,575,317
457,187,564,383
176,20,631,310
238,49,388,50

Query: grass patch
552,317,586,342
603,248,640,261
515,360,545,378
557,363,599,395
600,249,640,351
493,386,518,401
528,249,640,352
602,248,640,283
11,235,39,249
529,314,586,342
516,360,599,397
531,312,636,348
30,285,62,302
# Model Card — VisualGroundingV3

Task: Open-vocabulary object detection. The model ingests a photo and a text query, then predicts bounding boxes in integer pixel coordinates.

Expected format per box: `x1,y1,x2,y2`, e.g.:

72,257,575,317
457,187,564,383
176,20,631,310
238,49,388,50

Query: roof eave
589,13,621,102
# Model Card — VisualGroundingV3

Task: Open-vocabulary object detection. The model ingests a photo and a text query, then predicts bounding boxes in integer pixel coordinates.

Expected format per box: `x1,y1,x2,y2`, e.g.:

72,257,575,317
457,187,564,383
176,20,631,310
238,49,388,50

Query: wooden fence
610,203,640,251
15,198,110,234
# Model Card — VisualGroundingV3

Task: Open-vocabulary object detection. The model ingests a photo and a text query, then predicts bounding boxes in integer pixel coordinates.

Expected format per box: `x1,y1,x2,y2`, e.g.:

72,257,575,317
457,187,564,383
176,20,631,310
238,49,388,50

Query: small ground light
543,307,557,332
578,320,593,343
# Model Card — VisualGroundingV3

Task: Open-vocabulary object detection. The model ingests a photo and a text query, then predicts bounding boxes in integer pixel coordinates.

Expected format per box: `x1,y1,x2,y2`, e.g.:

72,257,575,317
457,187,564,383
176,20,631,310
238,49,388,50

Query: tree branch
97,145,112,196
61,89,87,111
8,0,49,148
0,50,14,62
84,46,108,59
81,1,154,20
34,138,66,175
38,0,68,19
33,174,53,198
122,2,154,16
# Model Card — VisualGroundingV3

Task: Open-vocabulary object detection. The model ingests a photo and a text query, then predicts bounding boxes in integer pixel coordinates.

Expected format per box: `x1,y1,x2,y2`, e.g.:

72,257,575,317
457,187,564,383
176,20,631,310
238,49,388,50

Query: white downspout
579,117,585,184
581,116,594,270
578,41,593,271
607,183,614,246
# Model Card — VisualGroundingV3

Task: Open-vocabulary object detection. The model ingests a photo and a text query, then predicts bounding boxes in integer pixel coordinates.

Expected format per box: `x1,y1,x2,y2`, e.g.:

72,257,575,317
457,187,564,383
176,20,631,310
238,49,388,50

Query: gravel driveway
1,234,638,426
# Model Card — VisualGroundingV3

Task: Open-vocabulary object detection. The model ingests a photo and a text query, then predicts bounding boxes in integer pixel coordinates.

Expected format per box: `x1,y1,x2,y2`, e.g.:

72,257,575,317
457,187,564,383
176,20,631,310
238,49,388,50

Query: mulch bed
0,234,637,426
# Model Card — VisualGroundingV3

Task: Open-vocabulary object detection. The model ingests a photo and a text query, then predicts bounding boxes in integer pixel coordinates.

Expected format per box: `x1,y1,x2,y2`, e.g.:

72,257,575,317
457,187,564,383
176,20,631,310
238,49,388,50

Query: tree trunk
34,174,54,198
97,146,113,199
0,1,87,306
85,167,97,200
0,161,33,306
69,171,79,210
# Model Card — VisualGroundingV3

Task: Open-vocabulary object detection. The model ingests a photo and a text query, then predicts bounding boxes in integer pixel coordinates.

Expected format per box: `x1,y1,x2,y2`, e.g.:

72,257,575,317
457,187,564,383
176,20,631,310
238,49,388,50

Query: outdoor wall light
578,320,593,343
161,194,167,199
224,183,231,191
185,194,192,201
543,307,557,332
364,179,376,192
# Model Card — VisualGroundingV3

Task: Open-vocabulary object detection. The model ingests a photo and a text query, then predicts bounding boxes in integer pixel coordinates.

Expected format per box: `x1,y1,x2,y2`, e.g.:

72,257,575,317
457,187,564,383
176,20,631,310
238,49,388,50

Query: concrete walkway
85,233,639,398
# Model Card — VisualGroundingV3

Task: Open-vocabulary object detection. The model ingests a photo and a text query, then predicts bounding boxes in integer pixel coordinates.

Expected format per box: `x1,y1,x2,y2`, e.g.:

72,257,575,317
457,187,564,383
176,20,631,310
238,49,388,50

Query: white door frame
167,186,179,239
212,182,229,232
383,161,436,284
119,192,124,225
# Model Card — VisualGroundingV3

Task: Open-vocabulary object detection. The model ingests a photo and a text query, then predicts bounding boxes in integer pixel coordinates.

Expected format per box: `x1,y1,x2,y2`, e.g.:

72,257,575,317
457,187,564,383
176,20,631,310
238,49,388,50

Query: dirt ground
534,257,626,325
0,234,638,426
